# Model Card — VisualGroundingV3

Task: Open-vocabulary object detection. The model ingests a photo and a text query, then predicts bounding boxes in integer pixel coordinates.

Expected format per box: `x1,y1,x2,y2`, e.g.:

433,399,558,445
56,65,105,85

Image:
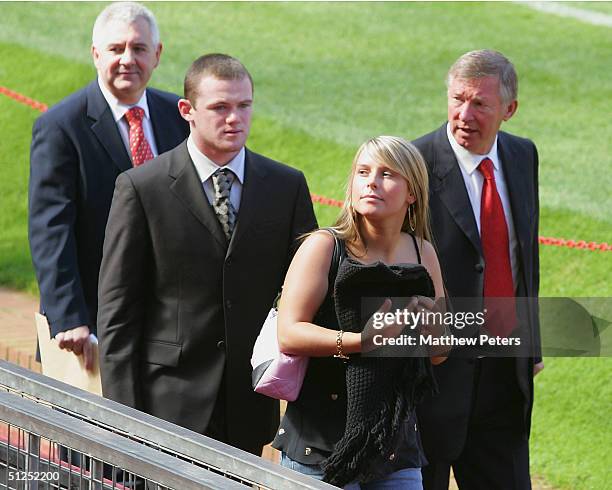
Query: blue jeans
280,452,325,480
344,468,423,490
280,452,423,489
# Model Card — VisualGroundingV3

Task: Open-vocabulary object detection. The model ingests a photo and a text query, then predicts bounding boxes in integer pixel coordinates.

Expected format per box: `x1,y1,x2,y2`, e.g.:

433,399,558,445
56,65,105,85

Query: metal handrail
0,361,334,489
0,391,244,489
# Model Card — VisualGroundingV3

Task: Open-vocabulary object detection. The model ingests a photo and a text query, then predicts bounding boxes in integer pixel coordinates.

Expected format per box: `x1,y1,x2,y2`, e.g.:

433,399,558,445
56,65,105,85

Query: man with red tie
413,50,543,489
28,1,188,368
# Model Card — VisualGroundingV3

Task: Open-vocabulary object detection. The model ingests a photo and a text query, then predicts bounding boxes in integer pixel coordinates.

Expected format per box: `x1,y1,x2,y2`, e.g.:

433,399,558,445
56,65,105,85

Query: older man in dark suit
413,50,543,490
97,53,317,455
28,2,188,368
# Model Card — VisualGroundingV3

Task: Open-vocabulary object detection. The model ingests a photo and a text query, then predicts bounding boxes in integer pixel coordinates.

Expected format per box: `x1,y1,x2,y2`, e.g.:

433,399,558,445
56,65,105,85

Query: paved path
0,287,40,372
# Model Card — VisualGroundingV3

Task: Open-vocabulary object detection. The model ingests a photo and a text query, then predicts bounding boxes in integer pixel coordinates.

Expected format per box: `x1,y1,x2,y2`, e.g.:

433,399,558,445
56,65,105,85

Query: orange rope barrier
0,86,48,112
538,236,612,251
310,193,344,208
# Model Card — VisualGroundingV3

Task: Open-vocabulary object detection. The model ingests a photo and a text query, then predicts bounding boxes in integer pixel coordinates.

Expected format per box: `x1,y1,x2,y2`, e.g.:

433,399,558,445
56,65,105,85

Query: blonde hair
332,136,431,254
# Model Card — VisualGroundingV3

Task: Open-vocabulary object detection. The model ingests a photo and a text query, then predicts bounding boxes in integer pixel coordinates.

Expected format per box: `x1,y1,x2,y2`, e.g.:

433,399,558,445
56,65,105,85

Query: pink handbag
250,307,309,401
250,229,344,401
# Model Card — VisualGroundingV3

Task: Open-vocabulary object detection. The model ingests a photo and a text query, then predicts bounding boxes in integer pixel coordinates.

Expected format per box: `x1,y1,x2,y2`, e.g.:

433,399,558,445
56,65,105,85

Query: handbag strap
273,228,345,308
321,227,346,289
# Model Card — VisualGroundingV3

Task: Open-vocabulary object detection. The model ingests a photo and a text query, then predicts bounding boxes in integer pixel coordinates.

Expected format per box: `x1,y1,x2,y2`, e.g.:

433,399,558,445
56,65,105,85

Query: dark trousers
204,374,264,457
422,358,531,490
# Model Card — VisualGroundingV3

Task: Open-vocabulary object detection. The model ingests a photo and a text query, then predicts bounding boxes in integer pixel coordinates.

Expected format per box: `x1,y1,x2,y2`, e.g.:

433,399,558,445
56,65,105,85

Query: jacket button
474,263,484,273
305,447,312,456
225,299,232,309
217,340,225,350
278,428,285,435
331,393,338,401
226,257,232,266
389,453,395,461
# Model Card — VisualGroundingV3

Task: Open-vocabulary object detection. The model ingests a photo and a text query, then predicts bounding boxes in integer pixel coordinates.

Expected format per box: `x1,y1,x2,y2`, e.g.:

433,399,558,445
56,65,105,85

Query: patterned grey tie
211,168,237,241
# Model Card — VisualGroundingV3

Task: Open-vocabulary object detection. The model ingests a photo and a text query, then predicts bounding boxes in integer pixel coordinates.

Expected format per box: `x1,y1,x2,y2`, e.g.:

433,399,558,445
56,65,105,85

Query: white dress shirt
97,78,159,158
446,123,519,288
186,134,245,211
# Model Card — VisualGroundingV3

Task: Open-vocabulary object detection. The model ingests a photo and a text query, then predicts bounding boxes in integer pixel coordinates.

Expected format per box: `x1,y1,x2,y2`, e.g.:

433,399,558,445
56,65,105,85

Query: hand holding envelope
34,313,102,395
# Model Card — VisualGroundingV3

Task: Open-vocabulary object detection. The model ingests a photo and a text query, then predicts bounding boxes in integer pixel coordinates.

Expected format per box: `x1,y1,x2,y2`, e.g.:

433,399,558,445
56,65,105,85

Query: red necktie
478,158,516,337
125,107,154,166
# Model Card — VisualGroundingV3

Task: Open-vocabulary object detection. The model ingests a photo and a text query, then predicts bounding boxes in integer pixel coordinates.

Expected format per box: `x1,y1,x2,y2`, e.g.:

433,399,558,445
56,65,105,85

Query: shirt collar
445,122,499,175
97,77,150,123
186,134,245,185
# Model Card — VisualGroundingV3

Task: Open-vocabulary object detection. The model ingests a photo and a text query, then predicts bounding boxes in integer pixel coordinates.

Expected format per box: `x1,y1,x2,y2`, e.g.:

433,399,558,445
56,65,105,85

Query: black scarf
322,258,437,486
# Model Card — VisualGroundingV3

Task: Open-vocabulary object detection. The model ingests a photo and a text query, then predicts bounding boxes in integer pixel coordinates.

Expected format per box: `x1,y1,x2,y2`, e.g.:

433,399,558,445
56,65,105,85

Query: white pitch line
516,1,612,27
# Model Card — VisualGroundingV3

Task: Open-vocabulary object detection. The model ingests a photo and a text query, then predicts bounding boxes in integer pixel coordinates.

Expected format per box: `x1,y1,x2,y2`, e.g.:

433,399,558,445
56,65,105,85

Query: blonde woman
272,136,446,488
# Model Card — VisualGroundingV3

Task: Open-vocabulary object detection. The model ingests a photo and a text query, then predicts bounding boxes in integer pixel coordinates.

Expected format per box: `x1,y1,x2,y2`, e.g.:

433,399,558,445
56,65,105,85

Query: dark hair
184,53,253,104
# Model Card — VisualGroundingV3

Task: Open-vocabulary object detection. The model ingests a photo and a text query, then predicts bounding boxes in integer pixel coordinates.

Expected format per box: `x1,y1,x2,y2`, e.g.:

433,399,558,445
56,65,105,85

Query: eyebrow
106,41,149,48
207,98,253,105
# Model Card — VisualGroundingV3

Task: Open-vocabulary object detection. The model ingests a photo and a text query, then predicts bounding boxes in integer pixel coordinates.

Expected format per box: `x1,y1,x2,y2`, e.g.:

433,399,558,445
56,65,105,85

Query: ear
91,45,100,67
178,98,194,123
153,42,163,68
407,192,416,206
502,99,518,121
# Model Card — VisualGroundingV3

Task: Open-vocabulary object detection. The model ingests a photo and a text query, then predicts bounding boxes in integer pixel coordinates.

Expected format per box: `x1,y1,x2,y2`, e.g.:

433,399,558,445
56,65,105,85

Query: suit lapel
431,126,482,256
86,81,132,172
498,134,530,285
168,142,227,250
148,89,178,154
227,149,268,255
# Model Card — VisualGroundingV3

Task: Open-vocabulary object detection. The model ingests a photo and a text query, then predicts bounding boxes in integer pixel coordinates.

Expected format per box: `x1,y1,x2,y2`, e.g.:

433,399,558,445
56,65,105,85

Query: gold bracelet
334,329,349,360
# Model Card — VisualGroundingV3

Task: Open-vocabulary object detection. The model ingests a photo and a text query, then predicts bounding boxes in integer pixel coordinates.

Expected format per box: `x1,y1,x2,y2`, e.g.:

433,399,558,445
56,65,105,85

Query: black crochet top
322,256,437,486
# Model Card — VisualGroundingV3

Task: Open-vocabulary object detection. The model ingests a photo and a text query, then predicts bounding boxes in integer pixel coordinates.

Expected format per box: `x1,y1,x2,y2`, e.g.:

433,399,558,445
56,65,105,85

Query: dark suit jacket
28,80,189,337
413,124,540,461
97,142,317,452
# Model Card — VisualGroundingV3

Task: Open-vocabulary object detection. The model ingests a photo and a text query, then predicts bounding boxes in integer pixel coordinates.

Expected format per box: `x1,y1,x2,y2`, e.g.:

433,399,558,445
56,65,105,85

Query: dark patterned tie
478,158,516,337
211,168,237,241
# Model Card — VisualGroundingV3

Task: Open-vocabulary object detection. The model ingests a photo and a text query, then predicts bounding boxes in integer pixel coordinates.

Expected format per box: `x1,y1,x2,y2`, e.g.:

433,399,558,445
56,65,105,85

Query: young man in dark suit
97,53,318,456
28,2,188,368
413,50,544,490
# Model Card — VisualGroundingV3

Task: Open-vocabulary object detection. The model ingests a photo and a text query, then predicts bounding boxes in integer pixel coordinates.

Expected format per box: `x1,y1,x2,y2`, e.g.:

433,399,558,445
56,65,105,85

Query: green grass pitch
0,2,610,488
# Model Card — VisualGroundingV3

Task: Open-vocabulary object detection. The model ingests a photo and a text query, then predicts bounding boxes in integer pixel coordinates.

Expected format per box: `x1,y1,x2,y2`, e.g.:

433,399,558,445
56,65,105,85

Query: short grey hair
92,2,160,47
446,49,518,104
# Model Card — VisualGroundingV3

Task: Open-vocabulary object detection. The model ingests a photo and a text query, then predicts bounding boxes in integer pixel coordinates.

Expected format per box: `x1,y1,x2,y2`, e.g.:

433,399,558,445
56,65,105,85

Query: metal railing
0,390,245,489
0,361,334,489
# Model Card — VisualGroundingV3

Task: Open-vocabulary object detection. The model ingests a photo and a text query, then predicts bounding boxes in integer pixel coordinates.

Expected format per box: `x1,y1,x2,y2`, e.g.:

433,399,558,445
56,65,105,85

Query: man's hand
55,325,95,371
534,361,545,376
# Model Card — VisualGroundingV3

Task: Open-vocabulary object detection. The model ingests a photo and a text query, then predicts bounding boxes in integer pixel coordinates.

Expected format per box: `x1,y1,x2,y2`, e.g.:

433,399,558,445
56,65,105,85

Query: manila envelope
35,312,102,395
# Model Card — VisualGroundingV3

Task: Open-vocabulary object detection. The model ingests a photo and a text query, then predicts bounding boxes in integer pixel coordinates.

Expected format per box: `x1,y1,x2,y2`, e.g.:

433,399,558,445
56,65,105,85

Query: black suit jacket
413,124,540,461
28,80,189,337
97,142,317,451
